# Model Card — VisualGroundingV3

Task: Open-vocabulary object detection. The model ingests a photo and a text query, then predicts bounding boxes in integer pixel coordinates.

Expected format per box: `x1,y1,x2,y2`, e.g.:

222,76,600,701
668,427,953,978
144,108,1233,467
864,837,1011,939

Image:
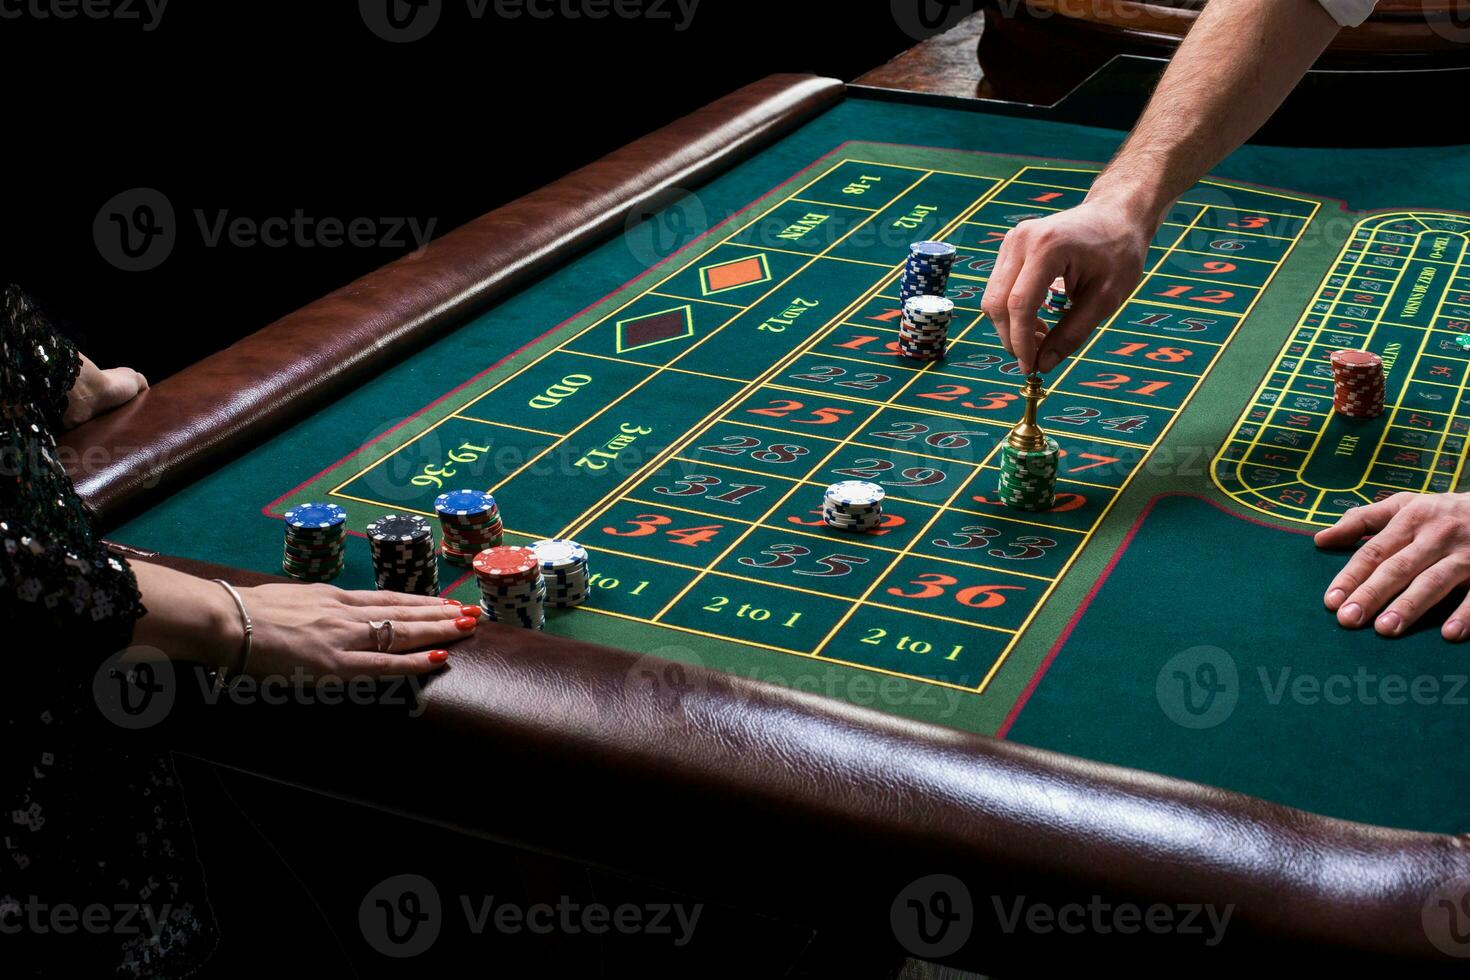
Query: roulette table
65,68,1470,974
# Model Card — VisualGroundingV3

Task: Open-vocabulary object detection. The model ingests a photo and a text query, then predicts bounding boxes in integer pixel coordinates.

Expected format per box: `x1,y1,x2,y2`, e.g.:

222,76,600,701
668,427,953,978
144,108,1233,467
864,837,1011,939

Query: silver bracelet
213,579,253,677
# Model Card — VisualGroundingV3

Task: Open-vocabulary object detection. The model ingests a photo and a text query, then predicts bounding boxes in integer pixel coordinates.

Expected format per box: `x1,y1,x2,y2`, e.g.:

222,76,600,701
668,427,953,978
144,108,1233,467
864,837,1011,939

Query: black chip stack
367,514,440,596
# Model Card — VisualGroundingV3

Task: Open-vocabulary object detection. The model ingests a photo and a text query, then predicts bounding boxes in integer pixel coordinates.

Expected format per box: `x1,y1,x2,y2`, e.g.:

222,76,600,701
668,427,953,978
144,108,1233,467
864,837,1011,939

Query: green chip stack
997,437,1060,512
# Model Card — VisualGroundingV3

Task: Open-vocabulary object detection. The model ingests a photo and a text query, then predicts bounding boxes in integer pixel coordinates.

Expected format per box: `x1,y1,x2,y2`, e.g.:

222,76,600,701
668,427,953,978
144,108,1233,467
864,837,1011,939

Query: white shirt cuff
1317,0,1377,27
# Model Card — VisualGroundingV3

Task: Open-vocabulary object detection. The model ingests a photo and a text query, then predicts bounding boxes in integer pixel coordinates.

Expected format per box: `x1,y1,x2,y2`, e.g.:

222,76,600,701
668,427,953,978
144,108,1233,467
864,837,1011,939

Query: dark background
1,0,927,382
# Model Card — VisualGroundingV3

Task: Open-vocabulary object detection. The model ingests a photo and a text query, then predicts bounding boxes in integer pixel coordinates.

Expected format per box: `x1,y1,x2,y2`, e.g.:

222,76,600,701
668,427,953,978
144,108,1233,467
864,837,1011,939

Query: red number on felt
885,573,1025,609
785,509,905,536
602,514,724,547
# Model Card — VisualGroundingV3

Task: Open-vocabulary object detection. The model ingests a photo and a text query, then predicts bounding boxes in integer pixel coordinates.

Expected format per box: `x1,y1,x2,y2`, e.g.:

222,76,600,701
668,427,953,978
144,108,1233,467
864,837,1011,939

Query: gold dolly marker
1007,374,1050,452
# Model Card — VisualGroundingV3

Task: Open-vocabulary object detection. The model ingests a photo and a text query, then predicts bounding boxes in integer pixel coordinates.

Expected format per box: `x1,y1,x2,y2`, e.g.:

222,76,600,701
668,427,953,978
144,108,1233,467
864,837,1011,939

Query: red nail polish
454,617,476,631
428,650,449,664
442,598,462,606
460,605,482,618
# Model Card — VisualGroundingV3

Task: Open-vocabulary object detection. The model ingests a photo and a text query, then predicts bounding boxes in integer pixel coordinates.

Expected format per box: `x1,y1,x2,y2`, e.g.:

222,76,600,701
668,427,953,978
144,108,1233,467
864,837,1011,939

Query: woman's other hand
63,353,148,428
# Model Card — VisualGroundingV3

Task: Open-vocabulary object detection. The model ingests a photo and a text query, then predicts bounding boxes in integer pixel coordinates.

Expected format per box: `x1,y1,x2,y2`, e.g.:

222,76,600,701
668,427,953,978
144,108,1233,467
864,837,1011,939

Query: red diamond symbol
616,306,694,353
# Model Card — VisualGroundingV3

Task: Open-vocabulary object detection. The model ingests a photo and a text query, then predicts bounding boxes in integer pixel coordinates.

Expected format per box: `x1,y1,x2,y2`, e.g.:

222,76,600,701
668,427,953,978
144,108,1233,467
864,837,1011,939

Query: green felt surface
1005,494,1470,835
113,94,1470,831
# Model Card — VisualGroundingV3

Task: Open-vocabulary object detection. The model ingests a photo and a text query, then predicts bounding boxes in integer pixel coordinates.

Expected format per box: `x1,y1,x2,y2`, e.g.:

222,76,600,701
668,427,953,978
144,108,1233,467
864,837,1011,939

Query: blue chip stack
529,538,591,608
434,489,504,567
282,502,348,582
899,241,957,304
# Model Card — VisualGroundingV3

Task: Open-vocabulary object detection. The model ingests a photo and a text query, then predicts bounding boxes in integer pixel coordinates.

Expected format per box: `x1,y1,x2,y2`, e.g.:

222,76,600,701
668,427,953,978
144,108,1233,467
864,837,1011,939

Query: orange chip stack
472,545,546,629
1330,349,1385,419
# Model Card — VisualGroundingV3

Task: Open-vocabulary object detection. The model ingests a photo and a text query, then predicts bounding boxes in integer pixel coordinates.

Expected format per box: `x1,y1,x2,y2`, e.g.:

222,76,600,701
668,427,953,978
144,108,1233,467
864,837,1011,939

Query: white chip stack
900,295,954,361
823,481,886,532
529,538,592,608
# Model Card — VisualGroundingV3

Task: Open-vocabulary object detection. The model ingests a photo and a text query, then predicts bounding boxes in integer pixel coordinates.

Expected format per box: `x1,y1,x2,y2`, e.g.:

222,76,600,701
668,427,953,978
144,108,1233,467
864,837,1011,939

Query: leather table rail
133,553,1470,977
61,73,846,528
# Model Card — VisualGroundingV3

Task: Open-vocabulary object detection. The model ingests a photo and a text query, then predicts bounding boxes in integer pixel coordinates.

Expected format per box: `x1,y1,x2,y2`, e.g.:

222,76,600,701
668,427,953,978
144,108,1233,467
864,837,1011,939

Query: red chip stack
1330,349,1385,419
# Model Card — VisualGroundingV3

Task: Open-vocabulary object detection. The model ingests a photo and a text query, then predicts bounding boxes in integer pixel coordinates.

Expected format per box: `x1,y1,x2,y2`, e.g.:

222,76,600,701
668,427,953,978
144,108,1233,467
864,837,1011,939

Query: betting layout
1213,211,1470,526
273,145,1318,692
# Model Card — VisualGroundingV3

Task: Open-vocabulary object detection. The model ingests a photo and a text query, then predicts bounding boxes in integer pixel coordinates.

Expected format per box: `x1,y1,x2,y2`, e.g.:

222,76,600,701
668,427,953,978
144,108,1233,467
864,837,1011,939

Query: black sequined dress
1,286,217,977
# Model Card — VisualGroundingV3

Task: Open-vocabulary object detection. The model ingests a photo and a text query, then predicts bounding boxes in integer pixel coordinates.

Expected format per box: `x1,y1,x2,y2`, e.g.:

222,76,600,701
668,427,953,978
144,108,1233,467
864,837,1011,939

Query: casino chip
899,241,956,306
1330,349,1385,419
368,514,440,596
473,545,545,629
997,438,1060,512
530,538,592,608
823,480,886,532
281,502,347,582
1043,277,1071,315
900,294,953,361
435,489,504,567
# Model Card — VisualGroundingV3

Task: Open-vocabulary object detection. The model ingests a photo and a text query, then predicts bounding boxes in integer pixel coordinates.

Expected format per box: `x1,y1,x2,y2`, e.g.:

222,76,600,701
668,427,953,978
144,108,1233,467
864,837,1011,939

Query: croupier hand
981,193,1153,376
1315,492,1470,641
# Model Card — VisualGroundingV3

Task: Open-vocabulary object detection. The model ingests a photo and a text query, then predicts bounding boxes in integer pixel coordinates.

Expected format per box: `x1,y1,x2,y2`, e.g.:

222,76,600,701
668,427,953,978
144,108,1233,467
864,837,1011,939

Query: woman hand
130,562,481,680
1315,492,1470,640
64,353,149,428
238,582,481,679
